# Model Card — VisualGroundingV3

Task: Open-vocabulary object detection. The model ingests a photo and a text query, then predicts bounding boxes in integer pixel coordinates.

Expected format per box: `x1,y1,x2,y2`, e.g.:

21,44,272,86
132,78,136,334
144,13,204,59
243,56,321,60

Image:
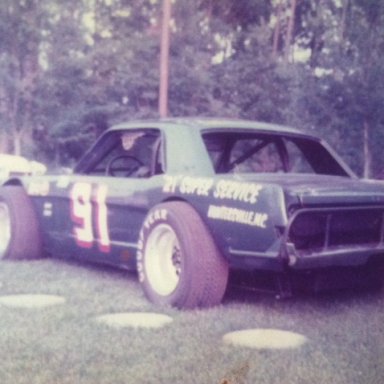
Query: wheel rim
0,202,11,257
144,224,181,296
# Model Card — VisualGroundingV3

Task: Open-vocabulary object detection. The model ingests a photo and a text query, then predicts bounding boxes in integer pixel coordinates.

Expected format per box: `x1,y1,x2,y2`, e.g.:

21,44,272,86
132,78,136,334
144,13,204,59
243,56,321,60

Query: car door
47,128,163,268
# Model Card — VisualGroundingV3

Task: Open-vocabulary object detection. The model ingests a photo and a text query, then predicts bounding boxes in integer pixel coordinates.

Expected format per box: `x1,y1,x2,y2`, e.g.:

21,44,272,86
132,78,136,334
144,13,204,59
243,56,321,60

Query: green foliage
212,24,292,122
199,0,272,29
0,0,384,176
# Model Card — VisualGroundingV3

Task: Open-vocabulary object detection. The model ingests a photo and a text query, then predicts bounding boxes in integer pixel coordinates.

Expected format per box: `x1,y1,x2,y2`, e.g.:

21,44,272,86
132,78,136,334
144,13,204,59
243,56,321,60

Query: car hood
231,173,384,206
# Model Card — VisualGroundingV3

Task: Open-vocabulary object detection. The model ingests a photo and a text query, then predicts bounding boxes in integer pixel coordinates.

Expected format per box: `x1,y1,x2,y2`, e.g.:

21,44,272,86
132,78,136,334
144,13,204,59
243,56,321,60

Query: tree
0,0,383,178
0,0,43,155
35,0,161,165
306,0,384,177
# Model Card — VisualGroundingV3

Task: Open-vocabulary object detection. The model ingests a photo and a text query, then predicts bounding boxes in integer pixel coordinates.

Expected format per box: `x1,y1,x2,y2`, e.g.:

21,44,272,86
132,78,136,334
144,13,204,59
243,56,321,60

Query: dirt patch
95,312,173,329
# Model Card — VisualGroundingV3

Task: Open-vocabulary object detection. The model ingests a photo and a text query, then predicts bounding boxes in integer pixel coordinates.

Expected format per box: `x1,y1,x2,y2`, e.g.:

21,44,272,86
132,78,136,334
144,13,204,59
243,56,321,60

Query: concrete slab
0,294,65,309
223,328,308,350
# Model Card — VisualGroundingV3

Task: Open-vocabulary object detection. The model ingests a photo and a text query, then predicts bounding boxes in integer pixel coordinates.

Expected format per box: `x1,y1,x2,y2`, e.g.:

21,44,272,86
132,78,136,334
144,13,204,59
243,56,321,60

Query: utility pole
159,0,171,118
284,0,297,63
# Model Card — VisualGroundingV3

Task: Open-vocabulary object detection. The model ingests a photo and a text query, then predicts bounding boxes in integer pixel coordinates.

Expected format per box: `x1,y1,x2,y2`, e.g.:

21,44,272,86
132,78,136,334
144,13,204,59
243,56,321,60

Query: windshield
202,132,349,177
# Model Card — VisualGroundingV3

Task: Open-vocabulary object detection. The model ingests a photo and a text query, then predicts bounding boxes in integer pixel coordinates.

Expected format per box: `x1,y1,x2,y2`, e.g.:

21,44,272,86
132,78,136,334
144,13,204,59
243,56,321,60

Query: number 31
70,182,110,253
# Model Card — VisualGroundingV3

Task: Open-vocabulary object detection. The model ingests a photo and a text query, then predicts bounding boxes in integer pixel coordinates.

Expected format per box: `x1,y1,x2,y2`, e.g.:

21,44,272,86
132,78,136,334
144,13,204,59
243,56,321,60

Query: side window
285,139,314,173
203,136,227,172
87,130,162,177
231,139,284,173
203,133,286,173
202,131,345,176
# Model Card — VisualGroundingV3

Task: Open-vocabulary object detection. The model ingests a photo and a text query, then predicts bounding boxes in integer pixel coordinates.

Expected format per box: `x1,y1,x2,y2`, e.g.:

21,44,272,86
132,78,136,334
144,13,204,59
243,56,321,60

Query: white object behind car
0,154,47,181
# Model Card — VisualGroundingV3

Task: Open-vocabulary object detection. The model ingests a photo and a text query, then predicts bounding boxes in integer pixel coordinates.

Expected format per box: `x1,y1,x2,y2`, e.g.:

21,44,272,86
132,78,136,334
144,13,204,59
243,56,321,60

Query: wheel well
158,197,230,262
162,196,186,204
3,178,23,187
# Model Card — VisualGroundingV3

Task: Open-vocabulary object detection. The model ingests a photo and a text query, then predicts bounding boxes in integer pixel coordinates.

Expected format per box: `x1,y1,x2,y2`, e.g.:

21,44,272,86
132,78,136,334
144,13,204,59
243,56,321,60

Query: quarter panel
160,174,289,269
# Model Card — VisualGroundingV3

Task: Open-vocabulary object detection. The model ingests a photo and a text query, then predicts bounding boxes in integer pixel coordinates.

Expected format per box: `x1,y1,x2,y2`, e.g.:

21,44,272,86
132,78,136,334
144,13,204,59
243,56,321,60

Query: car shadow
223,267,384,308
51,257,138,282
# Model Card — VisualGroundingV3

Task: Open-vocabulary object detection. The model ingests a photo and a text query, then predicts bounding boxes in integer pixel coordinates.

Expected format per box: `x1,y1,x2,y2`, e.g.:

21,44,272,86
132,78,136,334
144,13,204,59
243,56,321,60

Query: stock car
1,118,384,309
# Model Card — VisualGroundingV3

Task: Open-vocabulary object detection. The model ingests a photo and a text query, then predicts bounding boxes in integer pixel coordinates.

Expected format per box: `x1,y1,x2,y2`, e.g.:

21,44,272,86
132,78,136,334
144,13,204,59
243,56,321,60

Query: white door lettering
70,182,110,252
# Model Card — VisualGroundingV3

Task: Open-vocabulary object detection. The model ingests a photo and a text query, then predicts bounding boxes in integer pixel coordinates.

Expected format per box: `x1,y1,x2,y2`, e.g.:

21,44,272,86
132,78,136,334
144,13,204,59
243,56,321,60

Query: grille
288,207,384,253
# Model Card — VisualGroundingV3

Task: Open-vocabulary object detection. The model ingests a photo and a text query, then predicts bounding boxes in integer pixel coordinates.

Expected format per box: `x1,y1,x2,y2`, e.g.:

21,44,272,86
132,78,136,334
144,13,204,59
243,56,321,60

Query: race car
1,118,384,309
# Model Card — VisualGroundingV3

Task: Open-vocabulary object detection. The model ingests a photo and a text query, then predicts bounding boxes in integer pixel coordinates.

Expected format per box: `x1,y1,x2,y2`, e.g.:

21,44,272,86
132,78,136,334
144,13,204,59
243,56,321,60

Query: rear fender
161,175,289,264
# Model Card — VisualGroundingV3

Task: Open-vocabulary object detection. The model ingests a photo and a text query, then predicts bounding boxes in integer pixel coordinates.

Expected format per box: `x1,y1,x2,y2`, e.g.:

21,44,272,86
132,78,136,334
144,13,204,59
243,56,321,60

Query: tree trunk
340,0,349,40
363,119,371,178
13,132,22,156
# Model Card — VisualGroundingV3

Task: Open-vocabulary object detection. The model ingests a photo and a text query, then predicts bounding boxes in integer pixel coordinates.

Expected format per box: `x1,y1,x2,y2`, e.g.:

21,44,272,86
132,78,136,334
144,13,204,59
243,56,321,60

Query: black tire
0,186,42,260
137,201,229,309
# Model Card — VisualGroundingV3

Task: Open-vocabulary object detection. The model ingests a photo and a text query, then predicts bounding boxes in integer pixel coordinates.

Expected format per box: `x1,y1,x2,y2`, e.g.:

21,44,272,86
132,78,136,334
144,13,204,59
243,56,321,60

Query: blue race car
1,118,384,308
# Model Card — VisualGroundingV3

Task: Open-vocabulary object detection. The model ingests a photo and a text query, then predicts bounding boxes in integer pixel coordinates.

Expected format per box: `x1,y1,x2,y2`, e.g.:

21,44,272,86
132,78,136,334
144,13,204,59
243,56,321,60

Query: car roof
75,117,355,178
110,118,319,140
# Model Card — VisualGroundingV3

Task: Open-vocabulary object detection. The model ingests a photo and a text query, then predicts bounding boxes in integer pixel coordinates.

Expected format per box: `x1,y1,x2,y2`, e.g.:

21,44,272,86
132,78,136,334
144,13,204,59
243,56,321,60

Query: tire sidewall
137,204,200,308
0,193,13,259
0,186,42,260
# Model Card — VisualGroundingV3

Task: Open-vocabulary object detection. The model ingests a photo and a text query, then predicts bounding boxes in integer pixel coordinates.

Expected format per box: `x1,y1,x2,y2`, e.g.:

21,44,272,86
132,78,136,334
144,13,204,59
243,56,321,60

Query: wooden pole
284,0,297,63
272,0,282,58
159,0,171,118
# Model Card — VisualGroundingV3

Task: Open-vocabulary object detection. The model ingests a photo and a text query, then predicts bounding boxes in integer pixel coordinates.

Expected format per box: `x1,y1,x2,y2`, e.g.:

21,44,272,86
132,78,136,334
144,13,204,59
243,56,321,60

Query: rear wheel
137,202,229,309
0,186,42,260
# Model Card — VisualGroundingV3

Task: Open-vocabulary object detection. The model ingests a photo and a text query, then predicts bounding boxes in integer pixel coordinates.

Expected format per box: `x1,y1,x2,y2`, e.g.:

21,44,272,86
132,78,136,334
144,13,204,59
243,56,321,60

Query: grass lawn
0,258,383,384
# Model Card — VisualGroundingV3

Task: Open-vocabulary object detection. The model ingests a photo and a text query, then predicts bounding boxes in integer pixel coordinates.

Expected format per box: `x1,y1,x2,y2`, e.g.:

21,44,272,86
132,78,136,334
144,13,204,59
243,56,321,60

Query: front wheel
137,202,229,309
0,186,42,260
